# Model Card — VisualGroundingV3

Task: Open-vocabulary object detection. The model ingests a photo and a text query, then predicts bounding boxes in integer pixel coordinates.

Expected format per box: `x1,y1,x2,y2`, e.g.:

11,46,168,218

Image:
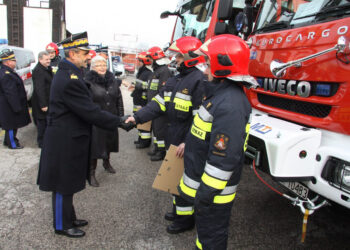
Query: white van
0,45,36,100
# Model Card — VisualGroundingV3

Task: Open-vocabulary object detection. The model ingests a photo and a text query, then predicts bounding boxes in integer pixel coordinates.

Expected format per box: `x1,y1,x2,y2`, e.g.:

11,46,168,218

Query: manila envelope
152,145,184,195
137,121,152,132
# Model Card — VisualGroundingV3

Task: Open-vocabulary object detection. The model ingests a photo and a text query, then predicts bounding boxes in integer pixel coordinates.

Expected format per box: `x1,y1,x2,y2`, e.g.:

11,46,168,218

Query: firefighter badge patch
182,88,189,95
214,134,229,151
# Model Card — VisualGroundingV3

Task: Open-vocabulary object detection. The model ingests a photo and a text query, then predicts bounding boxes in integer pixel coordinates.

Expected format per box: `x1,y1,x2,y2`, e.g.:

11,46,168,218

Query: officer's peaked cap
60,31,90,51
0,48,16,62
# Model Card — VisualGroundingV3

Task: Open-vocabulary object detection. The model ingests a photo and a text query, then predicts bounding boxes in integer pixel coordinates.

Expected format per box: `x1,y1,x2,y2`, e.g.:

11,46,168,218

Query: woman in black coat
84,55,124,187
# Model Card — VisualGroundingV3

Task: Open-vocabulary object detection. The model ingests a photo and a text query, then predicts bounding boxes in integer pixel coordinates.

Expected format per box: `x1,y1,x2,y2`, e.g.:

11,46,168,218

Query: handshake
119,115,136,132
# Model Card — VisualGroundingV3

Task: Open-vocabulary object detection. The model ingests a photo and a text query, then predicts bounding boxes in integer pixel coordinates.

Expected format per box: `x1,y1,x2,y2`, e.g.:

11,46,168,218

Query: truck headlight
321,157,350,193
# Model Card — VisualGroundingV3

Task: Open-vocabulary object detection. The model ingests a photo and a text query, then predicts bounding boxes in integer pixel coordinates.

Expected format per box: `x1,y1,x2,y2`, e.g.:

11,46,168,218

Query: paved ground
0,79,350,249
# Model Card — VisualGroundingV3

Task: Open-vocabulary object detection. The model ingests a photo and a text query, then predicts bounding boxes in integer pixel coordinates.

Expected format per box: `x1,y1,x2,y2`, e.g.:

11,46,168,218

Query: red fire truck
162,0,350,213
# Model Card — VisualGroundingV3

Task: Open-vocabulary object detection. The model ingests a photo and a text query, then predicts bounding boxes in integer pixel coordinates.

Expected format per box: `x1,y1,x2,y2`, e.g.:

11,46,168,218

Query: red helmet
147,46,165,60
168,36,205,67
198,34,257,87
89,50,96,58
46,42,59,56
137,51,151,65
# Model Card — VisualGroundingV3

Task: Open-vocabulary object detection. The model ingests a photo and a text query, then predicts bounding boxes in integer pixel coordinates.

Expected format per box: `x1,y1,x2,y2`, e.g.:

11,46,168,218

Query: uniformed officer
0,48,31,149
145,46,172,161
37,32,134,238
177,34,258,249
125,36,205,234
131,52,153,148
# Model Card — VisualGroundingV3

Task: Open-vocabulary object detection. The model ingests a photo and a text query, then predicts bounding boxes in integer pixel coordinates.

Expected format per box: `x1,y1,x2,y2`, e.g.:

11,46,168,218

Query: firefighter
0,48,31,149
145,46,172,161
46,42,61,74
177,34,258,249
125,36,205,233
131,52,153,148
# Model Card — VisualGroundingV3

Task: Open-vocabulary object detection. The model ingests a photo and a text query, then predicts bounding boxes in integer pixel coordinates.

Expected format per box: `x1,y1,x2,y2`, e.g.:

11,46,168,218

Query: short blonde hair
90,55,107,70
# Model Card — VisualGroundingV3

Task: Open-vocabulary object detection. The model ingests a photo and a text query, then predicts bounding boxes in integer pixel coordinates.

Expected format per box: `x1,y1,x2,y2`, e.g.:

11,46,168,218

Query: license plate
280,182,309,199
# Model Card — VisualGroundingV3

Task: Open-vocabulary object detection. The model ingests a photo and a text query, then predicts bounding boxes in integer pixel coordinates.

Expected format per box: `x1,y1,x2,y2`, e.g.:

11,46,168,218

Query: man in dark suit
37,32,134,238
31,51,53,148
0,48,31,149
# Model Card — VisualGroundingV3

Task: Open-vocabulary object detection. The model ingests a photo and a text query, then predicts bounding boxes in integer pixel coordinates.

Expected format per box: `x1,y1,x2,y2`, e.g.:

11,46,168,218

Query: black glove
194,182,219,207
119,115,135,132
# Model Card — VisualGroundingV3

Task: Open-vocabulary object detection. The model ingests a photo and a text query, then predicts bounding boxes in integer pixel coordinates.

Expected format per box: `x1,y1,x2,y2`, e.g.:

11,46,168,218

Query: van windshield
14,49,35,69
254,0,350,34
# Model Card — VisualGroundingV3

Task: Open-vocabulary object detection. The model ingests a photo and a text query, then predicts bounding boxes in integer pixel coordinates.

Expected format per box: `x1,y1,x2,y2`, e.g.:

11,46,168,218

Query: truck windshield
173,0,216,42
255,0,350,33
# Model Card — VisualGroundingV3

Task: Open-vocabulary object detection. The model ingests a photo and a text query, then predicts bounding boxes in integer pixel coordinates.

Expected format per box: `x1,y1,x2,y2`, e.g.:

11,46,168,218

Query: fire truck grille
257,94,332,118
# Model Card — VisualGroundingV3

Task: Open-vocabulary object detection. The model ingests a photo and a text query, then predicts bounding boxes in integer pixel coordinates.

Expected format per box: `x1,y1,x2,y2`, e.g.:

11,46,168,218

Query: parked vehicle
0,44,36,100
123,62,135,74
111,55,126,78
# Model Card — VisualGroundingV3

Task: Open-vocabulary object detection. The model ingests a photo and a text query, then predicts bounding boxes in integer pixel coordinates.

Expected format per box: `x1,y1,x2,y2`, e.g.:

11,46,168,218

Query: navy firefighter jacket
178,78,252,204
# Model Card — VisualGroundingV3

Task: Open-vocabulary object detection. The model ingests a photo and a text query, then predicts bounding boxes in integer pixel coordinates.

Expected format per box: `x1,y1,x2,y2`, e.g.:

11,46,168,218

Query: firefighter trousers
173,195,195,227
152,115,167,152
195,201,234,250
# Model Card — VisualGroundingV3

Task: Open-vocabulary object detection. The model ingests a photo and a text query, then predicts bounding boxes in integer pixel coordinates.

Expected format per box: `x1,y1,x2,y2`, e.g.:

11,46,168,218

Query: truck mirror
160,11,172,19
217,0,233,20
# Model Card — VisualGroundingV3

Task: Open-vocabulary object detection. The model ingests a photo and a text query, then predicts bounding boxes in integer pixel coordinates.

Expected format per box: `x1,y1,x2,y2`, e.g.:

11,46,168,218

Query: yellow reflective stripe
244,122,250,152
193,114,212,132
142,95,147,100
196,238,203,250
140,133,151,139
152,97,166,112
173,196,176,205
164,96,170,102
201,173,227,190
179,177,197,198
190,125,206,140
213,193,236,204
174,97,192,112
176,206,194,215
157,140,165,147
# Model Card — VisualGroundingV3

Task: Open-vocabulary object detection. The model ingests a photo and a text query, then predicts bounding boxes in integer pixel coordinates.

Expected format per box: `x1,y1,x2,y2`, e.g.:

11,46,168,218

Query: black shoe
147,150,156,156
136,142,151,149
8,145,23,149
164,212,175,221
151,151,166,161
55,228,85,238
166,223,194,234
73,219,88,227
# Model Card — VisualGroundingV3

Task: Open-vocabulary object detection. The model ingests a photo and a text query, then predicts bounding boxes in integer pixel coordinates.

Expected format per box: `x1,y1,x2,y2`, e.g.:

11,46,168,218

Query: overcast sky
65,0,179,50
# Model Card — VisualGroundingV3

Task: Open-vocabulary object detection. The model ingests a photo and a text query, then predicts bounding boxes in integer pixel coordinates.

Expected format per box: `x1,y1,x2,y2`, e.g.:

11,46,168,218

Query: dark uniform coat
135,67,205,148
37,59,122,195
85,70,124,159
31,62,53,120
0,64,31,130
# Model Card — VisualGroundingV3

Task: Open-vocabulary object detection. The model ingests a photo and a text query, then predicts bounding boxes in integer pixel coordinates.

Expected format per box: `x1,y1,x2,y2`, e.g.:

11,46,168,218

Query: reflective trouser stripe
196,238,203,250
8,130,17,148
179,177,197,198
176,206,194,215
244,122,250,152
202,172,227,190
157,140,165,148
213,193,236,204
55,193,63,230
173,196,176,205
140,132,151,139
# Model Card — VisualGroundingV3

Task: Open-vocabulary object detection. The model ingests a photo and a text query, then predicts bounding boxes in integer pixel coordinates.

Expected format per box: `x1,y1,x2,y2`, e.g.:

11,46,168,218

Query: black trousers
52,192,76,230
152,116,167,152
36,118,47,147
4,129,18,148
195,201,234,250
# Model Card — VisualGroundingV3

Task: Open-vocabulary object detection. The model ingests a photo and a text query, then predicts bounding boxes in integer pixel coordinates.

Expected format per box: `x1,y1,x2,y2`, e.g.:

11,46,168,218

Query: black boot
103,158,116,174
165,203,176,221
136,140,151,149
151,150,166,161
89,159,99,187
166,215,195,234
147,144,157,156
